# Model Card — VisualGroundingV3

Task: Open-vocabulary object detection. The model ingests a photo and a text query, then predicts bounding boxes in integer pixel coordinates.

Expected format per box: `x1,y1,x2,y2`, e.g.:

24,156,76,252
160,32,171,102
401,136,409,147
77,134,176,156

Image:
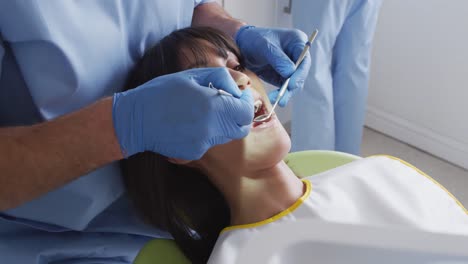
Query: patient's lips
252,98,273,128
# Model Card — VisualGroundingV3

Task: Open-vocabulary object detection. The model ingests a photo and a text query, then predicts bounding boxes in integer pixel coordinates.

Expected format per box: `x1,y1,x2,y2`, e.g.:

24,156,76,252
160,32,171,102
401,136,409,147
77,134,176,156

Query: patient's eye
232,64,245,72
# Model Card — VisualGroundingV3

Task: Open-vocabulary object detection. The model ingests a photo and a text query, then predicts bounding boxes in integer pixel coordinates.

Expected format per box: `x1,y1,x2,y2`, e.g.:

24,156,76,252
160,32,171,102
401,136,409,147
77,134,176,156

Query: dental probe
253,29,318,123
208,82,234,97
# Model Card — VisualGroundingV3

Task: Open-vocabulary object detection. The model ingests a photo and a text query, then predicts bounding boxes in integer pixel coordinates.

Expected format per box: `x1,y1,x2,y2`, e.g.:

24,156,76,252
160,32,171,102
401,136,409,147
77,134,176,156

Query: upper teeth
254,100,263,113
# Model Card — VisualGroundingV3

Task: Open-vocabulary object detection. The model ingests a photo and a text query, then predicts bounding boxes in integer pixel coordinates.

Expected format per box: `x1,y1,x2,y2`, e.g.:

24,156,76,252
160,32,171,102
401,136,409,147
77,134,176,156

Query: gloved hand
113,67,254,160
235,26,312,107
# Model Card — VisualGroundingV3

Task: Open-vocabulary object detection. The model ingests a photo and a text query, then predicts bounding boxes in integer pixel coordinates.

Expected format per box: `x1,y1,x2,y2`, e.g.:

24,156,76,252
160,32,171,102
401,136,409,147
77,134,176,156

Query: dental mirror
253,78,290,123
253,29,318,123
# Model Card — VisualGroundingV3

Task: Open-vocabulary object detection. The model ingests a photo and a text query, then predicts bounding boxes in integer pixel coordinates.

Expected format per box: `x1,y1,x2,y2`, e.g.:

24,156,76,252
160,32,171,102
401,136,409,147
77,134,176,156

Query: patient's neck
202,160,305,226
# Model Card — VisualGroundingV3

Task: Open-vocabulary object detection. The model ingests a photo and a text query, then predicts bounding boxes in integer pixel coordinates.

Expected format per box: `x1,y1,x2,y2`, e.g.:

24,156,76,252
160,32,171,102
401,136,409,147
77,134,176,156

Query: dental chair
133,150,361,264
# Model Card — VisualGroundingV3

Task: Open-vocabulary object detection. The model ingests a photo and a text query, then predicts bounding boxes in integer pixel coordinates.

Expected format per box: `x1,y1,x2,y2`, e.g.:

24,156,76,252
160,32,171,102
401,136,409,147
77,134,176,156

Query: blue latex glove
235,26,312,107
113,67,254,160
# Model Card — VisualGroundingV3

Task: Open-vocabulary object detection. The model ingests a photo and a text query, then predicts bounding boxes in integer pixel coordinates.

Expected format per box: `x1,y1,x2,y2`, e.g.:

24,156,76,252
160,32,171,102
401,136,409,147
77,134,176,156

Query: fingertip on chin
239,125,251,137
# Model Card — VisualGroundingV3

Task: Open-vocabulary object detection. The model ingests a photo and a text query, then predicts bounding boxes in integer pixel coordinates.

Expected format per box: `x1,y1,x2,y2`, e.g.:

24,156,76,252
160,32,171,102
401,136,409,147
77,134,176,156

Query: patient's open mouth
253,99,271,127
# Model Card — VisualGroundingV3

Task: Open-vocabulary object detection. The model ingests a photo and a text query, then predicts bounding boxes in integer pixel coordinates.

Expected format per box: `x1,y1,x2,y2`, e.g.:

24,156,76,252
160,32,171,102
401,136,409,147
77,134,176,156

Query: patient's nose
228,68,251,90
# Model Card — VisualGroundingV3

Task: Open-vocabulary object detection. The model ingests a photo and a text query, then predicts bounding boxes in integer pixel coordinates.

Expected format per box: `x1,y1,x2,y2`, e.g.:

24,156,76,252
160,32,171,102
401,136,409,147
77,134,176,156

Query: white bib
208,156,468,264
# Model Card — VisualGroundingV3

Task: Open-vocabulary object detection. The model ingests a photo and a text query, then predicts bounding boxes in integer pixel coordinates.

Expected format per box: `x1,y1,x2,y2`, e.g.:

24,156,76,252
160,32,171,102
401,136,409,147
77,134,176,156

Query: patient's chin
245,127,291,169
252,144,290,170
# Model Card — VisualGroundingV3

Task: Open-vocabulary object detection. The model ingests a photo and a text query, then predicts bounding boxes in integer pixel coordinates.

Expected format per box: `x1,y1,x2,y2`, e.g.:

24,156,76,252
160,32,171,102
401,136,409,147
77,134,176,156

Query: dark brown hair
121,27,245,264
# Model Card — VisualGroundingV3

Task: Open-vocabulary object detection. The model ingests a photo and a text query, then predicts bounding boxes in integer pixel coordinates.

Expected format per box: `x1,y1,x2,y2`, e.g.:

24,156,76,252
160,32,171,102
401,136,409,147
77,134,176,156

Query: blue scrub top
0,0,213,262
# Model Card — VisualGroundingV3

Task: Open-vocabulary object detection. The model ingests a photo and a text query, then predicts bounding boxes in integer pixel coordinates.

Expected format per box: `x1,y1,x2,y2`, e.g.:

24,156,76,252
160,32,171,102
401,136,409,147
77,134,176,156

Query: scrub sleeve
0,0,214,263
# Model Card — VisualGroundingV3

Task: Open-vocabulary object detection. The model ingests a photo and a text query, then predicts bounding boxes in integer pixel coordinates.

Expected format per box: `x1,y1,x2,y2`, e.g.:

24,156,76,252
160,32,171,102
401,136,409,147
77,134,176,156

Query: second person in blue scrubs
291,0,384,155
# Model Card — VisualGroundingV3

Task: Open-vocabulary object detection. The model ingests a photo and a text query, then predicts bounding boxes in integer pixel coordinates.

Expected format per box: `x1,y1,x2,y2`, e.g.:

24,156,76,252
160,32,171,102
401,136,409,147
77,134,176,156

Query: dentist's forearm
0,97,123,210
192,2,247,38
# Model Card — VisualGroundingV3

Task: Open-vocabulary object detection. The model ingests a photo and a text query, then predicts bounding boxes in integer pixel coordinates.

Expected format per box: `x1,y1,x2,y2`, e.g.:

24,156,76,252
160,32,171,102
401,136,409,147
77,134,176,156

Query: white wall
224,0,278,27
367,0,468,169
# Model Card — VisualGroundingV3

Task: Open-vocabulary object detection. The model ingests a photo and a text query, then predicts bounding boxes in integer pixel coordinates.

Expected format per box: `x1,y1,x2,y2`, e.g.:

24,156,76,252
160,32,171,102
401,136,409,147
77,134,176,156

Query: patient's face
180,40,291,172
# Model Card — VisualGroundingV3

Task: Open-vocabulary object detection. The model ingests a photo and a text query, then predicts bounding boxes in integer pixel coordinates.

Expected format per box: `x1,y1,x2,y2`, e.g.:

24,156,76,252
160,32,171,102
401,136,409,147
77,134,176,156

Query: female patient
121,27,468,264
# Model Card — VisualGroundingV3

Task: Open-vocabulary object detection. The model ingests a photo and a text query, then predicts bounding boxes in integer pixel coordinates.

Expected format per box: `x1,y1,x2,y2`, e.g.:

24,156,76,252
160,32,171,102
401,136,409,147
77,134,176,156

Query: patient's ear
167,158,192,165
